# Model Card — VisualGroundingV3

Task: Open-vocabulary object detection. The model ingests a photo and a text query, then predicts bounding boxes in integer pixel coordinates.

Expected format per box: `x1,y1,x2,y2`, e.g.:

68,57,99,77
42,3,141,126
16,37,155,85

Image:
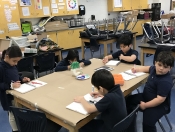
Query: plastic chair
17,56,34,73
89,38,101,58
10,106,47,132
34,52,55,78
112,105,140,132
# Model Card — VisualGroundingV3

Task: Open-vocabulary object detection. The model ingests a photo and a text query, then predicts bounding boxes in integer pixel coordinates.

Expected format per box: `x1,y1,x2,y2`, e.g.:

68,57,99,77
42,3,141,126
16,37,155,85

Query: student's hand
102,56,108,64
68,65,71,70
140,101,147,110
22,77,30,83
74,96,84,103
12,81,21,88
119,54,124,60
131,66,138,73
79,62,84,67
90,91,103,98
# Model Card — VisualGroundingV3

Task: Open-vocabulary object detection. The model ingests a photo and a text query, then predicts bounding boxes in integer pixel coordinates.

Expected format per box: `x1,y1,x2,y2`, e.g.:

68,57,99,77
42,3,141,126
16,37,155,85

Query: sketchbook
94,66,114,71
66,94,102,115
14,80,47,94
105,60,120,66
120,70,146,81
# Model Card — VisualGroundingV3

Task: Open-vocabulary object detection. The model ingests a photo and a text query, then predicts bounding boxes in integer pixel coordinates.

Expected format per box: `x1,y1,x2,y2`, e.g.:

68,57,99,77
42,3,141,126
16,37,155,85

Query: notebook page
14,83,36,94
28,80,47,88
124,70,146,77
105,60,120,66
120,72,136,81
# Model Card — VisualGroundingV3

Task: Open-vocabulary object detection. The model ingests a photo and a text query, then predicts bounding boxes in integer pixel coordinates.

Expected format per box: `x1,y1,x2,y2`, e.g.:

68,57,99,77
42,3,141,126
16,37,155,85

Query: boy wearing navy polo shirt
127,51,174,132
103,34,140,65
74,69,127,132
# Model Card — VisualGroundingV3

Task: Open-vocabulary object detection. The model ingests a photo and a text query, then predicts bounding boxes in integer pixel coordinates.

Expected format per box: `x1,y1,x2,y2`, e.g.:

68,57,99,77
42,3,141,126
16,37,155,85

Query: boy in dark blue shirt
74,69,127,132
103,34,140,65
127,51,174,132
55,49,91,71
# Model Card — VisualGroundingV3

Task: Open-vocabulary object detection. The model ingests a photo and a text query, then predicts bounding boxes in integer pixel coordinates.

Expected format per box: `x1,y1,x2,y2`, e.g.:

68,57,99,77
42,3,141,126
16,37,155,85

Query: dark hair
1,46,22,60
91,69,115,91
156,51,174,67
66,49,79,61
118,34,133,46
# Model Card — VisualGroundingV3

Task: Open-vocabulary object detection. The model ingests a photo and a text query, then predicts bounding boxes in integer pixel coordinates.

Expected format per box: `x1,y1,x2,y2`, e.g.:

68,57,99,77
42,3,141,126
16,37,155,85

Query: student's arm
0,68,10,91
55,60,70,72
74,96,98,113
131,66,150,73
119,54,136,62
103,52,118,64
140,95,166,110
79,60,91,67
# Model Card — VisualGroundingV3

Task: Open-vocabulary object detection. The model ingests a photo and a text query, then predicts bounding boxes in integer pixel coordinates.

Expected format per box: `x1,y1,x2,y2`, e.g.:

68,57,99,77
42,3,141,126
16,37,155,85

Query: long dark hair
65,49,79,61
1,46,22,60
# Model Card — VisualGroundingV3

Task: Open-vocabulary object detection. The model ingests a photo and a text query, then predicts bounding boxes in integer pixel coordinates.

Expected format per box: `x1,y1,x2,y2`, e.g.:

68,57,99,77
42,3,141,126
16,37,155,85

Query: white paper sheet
43,6,50,15
58,3,65,6
51,3,57,8
114,0,122,7
7,23,20,31
105,60,120,66
52,0,56,3
52,9,58,13
59,0,63,2
22,7,30,16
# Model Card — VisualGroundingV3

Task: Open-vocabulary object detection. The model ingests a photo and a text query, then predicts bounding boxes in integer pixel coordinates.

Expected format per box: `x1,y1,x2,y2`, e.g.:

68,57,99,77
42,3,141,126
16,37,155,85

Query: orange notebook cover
113,74,124,86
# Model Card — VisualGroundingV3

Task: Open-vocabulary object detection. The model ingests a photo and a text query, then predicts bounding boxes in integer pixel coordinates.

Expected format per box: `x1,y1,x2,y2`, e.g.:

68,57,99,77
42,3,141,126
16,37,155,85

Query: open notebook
14,80,47,94
105,60,120,66
120,70,146,81
66,94,102,115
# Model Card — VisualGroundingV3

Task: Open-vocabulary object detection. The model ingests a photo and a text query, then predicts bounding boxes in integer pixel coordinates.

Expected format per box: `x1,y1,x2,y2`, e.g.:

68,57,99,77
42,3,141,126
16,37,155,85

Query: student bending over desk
126,51,174,132
74,69,127,132
55,49,91,72
0,46,61,132
103,34,140,65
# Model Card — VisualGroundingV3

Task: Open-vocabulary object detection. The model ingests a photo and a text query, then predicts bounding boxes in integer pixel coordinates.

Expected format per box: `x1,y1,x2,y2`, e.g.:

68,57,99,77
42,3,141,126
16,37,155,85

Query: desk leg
81,40,85,59
110,43,113,53
104,44,108,56
58,50,62,61
133,34,136,50
140,48,144,65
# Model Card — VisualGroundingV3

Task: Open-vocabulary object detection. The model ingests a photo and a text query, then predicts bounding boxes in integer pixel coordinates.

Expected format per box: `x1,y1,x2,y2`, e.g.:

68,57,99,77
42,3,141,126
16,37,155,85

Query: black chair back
10,106,47,132
35,52,55,72
90,38,100,52
17,56,34,73
112,105,139,132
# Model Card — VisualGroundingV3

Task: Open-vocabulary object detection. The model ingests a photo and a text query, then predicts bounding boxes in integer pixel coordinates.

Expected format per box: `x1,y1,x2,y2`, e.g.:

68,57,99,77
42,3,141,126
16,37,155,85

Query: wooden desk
81,33,137,59
9,59,148,132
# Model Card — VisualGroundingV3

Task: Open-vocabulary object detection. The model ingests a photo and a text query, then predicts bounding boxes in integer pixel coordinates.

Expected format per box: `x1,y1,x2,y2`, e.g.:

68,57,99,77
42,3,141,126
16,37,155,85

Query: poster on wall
114,0,122,7
34,0,42,9
20,0,31,6
66,0,78,11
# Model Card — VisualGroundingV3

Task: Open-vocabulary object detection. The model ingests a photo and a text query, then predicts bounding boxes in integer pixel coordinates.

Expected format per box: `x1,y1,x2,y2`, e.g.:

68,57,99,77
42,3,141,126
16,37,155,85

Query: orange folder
113,74,124,86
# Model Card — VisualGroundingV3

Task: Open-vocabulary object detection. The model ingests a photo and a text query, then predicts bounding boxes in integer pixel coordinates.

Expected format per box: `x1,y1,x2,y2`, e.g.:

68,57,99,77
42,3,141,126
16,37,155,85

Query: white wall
78,0,118,22
148,0,171,14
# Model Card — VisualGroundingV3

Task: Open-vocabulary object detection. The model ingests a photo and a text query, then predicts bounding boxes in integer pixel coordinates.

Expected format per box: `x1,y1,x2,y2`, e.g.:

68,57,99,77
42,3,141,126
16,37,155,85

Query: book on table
94,66,114,71
66,94,102,115
105,60,120,66
120,70,146,81
14,80,47,94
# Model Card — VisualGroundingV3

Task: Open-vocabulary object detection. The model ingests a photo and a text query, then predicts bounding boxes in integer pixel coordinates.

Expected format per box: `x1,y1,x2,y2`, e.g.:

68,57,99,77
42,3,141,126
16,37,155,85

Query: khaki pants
9,100,18,131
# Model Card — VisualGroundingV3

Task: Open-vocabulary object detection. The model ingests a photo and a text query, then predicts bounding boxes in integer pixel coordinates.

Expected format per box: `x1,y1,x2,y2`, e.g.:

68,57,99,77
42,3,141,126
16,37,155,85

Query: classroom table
139,43,175,65
8,58,148,132
81,33,137,59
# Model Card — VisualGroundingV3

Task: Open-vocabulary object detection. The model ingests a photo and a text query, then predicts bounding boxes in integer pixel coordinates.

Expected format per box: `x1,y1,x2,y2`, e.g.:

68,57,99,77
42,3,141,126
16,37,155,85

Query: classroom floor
0,37,175,132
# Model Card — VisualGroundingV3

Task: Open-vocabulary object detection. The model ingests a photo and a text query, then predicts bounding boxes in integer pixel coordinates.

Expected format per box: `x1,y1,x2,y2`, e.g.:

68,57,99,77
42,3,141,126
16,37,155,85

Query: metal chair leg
99,46,101,58
136,88,140,93
158,119,166,132
164,115,173,130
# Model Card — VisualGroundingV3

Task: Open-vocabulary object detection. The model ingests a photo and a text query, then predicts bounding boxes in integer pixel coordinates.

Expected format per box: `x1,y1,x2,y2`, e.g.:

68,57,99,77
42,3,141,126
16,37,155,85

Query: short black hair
91,69,115,91
118,34,133,46
66,49,79,61
156,51,174,67
1,46,22,60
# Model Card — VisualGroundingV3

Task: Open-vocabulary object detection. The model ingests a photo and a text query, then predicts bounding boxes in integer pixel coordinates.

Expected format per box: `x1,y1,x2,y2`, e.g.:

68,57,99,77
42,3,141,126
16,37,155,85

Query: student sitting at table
103,34,140,65
74,69,127,132
55,49,91,72
0,46,62,132
126,51,174,132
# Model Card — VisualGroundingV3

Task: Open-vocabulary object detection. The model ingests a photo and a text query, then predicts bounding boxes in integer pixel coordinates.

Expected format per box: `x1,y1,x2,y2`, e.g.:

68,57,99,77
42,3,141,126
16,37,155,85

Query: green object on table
71,61,80,69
